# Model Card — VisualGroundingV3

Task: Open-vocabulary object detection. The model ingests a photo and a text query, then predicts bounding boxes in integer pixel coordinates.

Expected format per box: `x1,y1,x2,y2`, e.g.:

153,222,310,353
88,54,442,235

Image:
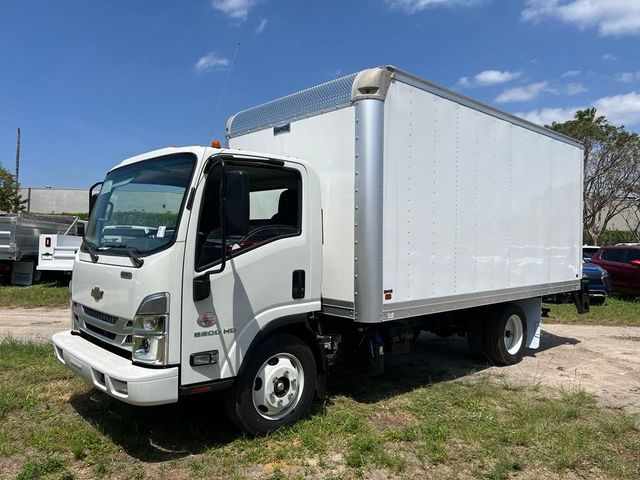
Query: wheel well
238,315,324,379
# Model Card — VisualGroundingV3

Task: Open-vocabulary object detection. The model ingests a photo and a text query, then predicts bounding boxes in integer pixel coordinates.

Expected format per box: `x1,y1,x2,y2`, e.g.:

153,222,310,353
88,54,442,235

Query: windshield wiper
81,239,99,263
98,244,144,268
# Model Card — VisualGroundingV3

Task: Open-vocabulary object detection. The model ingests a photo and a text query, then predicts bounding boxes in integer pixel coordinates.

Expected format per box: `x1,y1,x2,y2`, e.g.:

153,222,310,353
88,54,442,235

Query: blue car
582,259,612,305
544,260,611,305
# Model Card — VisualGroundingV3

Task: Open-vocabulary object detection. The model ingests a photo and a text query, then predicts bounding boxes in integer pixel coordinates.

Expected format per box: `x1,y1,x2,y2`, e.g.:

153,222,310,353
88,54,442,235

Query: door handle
292,270,305,299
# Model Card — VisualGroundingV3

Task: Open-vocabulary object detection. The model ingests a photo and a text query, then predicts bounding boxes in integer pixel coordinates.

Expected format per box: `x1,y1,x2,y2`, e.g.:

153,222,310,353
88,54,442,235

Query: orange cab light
211,140,222,148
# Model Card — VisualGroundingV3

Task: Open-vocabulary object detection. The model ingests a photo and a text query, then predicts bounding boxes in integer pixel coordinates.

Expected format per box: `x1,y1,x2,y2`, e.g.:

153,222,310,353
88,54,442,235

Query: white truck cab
53,146,324,430
53,66,586,434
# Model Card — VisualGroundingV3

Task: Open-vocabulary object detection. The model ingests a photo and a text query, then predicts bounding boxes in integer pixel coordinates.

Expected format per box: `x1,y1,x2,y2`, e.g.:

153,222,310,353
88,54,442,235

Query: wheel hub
503,314,524,355
252,353,304,420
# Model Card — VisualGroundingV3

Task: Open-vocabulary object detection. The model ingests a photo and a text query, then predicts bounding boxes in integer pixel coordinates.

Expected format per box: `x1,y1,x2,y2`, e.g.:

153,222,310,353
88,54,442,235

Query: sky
1,0,639,188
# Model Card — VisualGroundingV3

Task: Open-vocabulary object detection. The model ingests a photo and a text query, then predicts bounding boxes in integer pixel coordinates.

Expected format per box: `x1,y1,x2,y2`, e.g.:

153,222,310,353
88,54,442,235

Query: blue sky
1,0,639,188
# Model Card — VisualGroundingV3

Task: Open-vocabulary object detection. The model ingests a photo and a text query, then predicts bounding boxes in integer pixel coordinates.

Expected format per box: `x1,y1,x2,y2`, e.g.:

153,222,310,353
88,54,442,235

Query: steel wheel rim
504,314,524,355
252,353,304,421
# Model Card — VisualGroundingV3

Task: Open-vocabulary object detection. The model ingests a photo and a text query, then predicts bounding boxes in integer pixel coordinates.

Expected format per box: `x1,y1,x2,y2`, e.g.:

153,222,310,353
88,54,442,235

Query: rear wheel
224,334,317,435
483,304,527,365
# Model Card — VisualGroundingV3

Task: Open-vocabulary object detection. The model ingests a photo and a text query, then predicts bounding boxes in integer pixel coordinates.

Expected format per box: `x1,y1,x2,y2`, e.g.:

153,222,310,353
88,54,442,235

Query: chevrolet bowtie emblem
91,287,104,302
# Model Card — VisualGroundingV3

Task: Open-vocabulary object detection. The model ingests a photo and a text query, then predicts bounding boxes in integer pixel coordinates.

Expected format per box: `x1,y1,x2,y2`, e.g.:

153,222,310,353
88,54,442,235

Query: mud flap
571,277,590,314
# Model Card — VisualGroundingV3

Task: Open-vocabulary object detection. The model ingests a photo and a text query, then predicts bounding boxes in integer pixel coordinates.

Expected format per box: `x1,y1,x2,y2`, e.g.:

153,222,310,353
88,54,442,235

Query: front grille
77,303,133,352
590,277,603,286
83,306,118,325
85,322,117,340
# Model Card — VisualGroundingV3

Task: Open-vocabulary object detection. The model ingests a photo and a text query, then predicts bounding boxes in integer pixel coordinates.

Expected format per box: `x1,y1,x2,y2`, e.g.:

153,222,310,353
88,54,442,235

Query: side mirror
89,182,103,216
193,274,211,302
224,170,250,236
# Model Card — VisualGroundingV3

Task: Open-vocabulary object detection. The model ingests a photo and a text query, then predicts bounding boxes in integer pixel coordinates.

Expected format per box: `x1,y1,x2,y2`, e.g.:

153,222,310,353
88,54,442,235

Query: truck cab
53,146,324,432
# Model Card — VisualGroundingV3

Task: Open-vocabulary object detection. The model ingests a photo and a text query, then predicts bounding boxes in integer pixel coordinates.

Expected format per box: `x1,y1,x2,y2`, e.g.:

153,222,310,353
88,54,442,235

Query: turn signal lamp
211,140,222,148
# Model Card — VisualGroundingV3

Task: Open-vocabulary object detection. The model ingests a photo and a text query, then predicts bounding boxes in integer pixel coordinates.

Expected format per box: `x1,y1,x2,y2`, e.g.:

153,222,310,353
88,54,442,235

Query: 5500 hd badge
194,328,236,337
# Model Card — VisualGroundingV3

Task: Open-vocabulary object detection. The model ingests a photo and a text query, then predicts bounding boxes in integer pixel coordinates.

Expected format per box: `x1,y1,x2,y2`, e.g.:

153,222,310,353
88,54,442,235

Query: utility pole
15,127,20,183
14,128,22,213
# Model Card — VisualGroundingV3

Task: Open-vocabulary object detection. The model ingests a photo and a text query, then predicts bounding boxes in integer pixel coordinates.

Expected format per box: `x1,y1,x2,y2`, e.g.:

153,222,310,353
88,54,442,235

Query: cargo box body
227,66,583,324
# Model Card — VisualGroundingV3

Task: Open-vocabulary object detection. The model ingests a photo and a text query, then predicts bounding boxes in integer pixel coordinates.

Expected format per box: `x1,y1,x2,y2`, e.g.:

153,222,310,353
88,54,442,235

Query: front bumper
52,331,178,406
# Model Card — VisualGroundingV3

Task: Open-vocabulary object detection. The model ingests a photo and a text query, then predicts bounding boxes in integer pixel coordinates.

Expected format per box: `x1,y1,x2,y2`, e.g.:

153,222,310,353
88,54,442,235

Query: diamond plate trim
227,72,358,138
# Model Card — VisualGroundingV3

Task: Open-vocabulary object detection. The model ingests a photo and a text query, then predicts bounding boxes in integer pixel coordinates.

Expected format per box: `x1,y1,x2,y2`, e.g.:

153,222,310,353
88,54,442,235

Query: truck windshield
85,153,196,254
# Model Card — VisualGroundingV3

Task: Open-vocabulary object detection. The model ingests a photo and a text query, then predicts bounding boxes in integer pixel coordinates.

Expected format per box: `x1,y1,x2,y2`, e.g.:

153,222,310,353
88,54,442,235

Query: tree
549,108,640,245
0,163,25,213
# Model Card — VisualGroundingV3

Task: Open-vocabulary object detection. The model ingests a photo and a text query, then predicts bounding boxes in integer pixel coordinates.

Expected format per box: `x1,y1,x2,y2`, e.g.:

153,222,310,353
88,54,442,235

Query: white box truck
52,66,585,434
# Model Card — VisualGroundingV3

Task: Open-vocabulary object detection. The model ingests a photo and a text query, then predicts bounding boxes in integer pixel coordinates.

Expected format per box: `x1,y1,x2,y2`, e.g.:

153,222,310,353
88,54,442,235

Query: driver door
180,158,318,386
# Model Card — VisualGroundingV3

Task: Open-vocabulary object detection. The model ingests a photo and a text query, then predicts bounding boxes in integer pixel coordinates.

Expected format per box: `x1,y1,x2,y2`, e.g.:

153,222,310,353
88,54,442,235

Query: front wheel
224,334,317,435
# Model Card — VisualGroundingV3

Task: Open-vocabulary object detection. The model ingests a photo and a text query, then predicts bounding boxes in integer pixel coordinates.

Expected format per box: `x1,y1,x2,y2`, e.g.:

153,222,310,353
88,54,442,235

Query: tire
483,304,527,366
224,333,317,435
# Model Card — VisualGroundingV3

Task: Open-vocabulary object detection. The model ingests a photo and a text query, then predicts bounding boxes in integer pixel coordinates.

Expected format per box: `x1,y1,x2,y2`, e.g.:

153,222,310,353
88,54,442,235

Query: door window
601,248,626,263
195,163,302,270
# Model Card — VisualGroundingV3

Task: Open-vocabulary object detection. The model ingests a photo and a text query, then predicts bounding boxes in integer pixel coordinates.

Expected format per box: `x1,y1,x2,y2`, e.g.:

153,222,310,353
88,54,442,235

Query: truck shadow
330,329,580,404
69,328,579,462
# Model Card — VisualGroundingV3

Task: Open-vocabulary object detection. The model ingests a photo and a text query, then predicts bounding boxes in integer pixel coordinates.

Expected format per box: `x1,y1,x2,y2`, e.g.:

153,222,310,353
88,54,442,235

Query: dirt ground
0,307,69,341
1,307,639,414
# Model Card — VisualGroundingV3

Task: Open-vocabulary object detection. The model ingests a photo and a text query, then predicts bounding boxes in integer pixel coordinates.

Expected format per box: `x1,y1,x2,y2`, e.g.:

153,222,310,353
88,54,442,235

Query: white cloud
602,53,617,61
561,69,581,77
515,92,640,128
522,0,640,36
515,106,579,125
566,82,587,95
616,72,640,83
457,69,521,87
594,92,640,126
194,52,229,73
211,0,261,21
495,81,549,103
255,18,267,33
387,0,485,14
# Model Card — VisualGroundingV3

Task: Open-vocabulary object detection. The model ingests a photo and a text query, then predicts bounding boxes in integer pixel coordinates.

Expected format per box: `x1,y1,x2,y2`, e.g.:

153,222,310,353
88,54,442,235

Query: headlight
133,314,166,334
132,293,169,366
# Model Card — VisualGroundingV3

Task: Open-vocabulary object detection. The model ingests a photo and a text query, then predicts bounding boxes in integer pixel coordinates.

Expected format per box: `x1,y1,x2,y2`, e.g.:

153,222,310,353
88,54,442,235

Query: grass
1,339,638,480
0,281,70,308
544,296,640,327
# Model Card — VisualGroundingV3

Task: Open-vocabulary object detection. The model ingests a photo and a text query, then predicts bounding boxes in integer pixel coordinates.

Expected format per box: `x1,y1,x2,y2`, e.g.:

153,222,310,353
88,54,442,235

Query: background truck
37,218,87,273
52,65,584,434
0,213,83,284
